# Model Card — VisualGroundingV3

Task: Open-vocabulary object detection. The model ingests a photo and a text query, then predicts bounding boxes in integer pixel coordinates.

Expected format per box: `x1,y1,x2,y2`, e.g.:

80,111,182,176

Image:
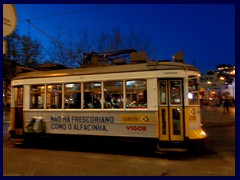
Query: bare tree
19,35,42,68
96,32,110,52
74,29,93,65
46,25,155,67
108,27,124,51
4,30,42,68
47,25,95,67
4,31,21,62
125,28,155,59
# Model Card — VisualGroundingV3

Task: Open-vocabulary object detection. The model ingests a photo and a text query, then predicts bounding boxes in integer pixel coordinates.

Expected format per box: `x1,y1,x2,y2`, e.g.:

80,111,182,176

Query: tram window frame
188,76,200,105
30,85,45,109
47,84,62,109
125,79,147,108
104,81,123,109
84,82,102,109
64,83,81,109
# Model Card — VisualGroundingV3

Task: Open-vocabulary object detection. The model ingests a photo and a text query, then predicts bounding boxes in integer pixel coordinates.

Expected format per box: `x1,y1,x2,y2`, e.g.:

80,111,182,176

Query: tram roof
12,61,199,80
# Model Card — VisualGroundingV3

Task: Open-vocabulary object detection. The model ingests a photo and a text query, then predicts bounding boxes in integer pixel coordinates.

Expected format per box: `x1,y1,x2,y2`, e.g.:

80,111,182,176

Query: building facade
199,64,235,105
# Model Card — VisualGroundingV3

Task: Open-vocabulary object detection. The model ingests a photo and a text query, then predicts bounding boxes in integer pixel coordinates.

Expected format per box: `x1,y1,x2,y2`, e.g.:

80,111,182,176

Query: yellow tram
8,51,207,152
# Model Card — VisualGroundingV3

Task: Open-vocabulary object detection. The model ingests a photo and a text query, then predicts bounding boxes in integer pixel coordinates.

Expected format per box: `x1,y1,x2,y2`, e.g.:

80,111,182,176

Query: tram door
11,86,24,135
158,79,184,141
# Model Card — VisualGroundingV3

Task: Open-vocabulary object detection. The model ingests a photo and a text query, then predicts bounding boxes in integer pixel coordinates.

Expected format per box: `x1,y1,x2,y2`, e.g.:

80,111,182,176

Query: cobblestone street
201,105,235,126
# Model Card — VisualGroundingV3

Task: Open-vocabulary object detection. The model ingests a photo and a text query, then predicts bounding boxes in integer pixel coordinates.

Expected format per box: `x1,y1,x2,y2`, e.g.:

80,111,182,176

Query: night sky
9,3,236,74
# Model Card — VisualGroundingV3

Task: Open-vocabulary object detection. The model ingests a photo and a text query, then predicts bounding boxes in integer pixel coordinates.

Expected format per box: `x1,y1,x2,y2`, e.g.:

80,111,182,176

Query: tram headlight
200,130,206,136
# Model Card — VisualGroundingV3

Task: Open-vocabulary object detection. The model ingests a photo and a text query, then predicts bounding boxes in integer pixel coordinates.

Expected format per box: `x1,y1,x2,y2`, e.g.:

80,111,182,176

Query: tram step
157,147,187,152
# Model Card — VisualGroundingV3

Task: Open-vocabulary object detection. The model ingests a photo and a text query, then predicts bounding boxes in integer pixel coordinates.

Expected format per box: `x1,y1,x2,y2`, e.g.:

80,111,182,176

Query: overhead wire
19,4,115,22
19,4,117,66
26,19,81,65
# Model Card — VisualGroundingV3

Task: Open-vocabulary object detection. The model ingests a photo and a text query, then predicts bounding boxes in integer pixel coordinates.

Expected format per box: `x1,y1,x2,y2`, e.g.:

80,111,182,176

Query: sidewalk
3,106,235,126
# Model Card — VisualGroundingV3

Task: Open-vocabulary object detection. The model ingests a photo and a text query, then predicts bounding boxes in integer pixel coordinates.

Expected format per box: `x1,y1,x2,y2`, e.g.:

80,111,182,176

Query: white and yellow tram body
9,61,207,151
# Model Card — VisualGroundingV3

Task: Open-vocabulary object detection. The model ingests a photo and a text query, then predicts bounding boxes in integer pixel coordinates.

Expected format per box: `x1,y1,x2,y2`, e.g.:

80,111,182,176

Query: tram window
159,81,167,105
47,84,62,109
30,85,45,109
188,92,199,105
172,108,181,135
126,80,147,108
188,77,199,92
170,81,181,104
161,109,166,134
188,76,199,105
64,83,81,109
84,82,101,109
104,81,123,108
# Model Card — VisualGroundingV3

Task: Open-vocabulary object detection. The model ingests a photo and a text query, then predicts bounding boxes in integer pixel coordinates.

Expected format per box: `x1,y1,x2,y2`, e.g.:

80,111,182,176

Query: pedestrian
223,96,230,113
